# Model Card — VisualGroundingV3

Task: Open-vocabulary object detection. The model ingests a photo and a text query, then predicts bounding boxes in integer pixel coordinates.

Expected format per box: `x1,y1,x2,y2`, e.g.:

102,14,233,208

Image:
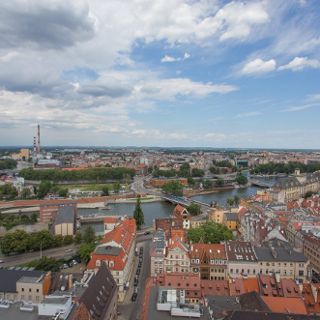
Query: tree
162,181,184,196
37,181,52,199
179,163,191,177
77,243,96,264
227,197,235,207
203,180,213,190
187,177,195,187
113,182,121,194
235,174,248,186
20,188,31,199
187,221,233,244
215,178,224,187
0,159,17,170
83,226,95,244
187,203,201,216
27,257,62,272
191,168,205,177
304,191,314,199
58,187,68,198
133,196,144,230
101,185,109,196
74,231,83,244
233,195,240,206
63,235,74,245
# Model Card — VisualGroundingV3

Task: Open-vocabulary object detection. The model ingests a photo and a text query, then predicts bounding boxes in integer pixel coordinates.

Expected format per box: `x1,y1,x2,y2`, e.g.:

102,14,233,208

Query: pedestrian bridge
250,179,274,188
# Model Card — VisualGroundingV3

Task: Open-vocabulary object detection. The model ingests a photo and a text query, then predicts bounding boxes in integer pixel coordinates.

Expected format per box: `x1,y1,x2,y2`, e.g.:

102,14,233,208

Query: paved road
118,235,151,320
0,244,79,267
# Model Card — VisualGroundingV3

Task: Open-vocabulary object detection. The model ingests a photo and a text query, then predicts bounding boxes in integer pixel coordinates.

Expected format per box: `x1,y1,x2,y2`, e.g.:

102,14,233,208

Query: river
79,185,258,233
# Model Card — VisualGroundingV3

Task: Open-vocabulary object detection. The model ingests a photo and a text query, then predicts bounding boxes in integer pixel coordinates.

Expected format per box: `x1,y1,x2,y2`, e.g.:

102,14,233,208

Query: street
0,244,79,267
118,234,152,320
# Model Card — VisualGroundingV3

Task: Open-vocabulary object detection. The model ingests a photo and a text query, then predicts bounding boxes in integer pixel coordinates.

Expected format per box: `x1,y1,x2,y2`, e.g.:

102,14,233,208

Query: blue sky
0,0,319,148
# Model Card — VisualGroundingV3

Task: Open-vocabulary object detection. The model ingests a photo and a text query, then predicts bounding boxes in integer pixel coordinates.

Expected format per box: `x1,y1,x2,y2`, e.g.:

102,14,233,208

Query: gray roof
0,269,44,293
224,311,317,320
54,206,75,225
95,245,122,256
17,276,42,284
254,246,307,262
225,212,238,221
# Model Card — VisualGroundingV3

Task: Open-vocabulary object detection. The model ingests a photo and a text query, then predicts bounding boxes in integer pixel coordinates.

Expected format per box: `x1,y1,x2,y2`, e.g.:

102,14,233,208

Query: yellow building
209,207,225,224
223,212,238,231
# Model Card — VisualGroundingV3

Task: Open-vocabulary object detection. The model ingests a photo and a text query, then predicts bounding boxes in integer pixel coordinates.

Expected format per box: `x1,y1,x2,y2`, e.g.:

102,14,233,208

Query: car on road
62,263,69,269
65,248,73,253
136,268,140,275
0,260,4,263
131,293,137,301
144,231,151,235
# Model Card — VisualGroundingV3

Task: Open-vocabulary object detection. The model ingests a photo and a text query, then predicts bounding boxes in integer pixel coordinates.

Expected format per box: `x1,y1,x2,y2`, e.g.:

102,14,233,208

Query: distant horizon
1,145,320,152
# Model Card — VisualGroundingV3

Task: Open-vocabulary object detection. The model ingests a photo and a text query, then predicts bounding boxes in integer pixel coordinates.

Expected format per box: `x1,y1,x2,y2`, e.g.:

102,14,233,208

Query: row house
225,241,258,278
87,217,136,301
190,243,227,280
164,237,190,273
150,230,166,277
254,246,308,282
303,233,320,278
172,204,191,229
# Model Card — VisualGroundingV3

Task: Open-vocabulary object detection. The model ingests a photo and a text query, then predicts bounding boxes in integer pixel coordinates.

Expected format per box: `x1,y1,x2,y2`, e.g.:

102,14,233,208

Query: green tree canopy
133,196,144,230
101,185,109,196
83,226,95,244
162,181,184,196
77,243,96,264
235,174,248,186
187,203,201,216
187,221,233,244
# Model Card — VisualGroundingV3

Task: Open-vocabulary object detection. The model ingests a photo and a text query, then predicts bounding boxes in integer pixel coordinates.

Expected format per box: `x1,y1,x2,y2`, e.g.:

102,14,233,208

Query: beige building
303,234,320,278
254,246,308,283
150,230,166,277
270,171,320,203
0,269,50,303
164,239,190,273
209,207,225,224
53,206,76,236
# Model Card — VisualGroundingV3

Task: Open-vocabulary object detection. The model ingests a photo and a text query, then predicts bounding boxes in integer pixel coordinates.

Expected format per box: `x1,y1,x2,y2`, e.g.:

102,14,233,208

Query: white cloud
240,58,276,75
278,56,320,71
161,52,190,63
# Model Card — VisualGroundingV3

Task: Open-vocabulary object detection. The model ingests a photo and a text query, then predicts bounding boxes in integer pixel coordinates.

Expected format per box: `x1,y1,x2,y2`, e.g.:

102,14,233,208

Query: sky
0,0,320,148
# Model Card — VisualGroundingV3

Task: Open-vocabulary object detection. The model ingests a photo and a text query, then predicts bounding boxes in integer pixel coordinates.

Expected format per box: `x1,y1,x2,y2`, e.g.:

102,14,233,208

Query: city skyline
1,0,320,148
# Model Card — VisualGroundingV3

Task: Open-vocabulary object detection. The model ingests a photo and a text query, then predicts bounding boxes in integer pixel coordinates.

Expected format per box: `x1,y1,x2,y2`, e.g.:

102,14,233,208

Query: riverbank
185,185,235,197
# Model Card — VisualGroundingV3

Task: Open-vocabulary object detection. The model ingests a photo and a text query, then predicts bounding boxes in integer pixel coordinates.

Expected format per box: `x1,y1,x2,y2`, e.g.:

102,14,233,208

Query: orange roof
87,217,136,271
190,243,226,260
173,204,188,217
262,296,308,315
229,279,246,296
170,229,186,242
243,278,259,294
103,216,120,224
302,283,320,314
201,280,229,296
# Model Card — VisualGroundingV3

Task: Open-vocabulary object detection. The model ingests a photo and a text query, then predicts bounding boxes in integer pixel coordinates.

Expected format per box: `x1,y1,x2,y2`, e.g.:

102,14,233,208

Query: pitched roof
54,205,75,225
262,296,308,315
71,262,117,320
254,246,307,262
190,243,226,260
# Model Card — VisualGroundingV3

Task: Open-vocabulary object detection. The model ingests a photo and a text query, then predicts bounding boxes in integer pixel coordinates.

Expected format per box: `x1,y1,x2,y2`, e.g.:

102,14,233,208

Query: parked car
131,293,137,302
144,231,151,235
133,287,138,294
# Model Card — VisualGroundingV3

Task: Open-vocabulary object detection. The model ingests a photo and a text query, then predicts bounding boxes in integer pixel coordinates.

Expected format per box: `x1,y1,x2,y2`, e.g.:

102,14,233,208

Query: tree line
251,162,320,175
0,159,17,170
19,167,135,182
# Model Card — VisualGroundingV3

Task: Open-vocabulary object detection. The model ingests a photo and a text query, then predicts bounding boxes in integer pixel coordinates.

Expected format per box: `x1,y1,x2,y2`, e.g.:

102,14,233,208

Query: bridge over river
161,195,211,209
250,178,275,188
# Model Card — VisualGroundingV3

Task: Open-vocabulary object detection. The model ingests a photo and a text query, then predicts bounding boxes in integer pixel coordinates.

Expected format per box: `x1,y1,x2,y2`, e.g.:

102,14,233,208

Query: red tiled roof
302,283,320,314
262,296,308,315
201,280,229,296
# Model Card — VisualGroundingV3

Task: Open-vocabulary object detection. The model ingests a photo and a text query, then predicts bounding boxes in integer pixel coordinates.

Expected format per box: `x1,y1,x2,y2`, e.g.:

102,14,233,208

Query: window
36,289,39,293
29,288,32,293
21,288,24,292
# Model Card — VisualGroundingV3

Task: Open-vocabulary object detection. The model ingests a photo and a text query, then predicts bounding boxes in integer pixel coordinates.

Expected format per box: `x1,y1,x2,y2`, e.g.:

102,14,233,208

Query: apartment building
254,246,308,282
303,234,320,278
190,243,227,280
225,241,258,278
87,217,136,301
150,230,166,277
164,238,190,273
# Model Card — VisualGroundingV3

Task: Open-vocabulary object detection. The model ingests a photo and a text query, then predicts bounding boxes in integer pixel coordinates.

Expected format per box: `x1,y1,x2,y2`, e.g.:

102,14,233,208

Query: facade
254,246,308,282
225,241,258,278
190,243,227,280
224,212,239,231
150,230,166,277
0,269,50,303
164,238,190,273
87,217,136,301
209,207,225,224
270,171,320,203
40,202,77,224
172,204,191,229
303,234,320,278
53,205,76,236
